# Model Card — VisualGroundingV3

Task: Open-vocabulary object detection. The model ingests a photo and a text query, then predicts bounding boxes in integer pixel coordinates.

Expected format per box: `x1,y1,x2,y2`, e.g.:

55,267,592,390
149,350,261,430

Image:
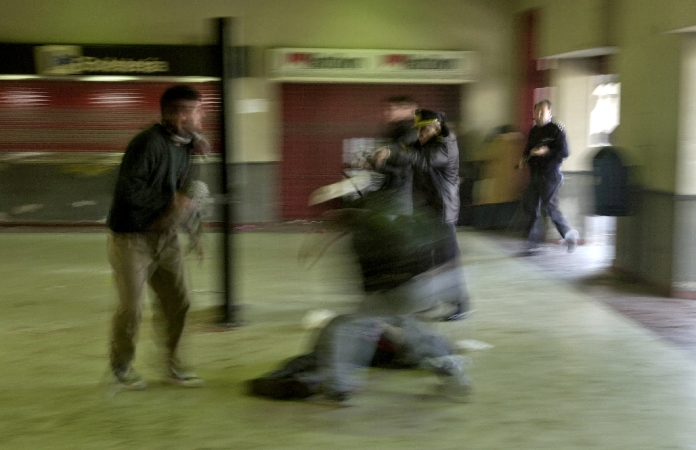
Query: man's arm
384,139,453,174
523,126,536,157
518,127,537,168
549,125,569,160
148,191,194,232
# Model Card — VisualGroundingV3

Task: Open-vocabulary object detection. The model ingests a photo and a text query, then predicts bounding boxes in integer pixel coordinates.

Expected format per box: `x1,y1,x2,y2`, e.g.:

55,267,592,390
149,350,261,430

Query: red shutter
281,83,461,220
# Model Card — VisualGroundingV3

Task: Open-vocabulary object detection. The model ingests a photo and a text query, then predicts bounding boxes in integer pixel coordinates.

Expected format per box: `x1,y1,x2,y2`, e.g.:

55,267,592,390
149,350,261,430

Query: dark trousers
433,222,460,265
522,171,572,244
432,222,468,313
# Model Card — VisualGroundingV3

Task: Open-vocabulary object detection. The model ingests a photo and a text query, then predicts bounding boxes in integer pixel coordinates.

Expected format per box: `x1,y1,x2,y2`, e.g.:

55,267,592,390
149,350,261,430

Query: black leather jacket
523,121,569,175
108,124,192,232
379,120,419,216
387,132,460,225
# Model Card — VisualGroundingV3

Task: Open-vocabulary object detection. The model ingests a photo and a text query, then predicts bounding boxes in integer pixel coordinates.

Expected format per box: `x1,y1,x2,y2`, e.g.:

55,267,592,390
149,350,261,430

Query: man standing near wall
106,85,207,390
517,100,579,255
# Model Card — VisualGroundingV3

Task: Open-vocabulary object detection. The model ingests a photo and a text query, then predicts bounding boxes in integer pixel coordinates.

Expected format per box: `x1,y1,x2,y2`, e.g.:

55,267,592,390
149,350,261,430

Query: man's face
418,122,440,144
179,100,205,133
533,103,551,126
384,103,416,123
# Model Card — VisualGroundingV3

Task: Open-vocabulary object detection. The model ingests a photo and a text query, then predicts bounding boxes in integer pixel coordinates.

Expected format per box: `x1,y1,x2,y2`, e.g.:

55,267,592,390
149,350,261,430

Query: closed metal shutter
281,83,461,220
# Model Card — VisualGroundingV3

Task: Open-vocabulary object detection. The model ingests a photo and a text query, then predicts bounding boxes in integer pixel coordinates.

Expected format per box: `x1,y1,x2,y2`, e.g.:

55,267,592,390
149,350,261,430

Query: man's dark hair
386,95,418,106
160,85,202,116
534,99,552,110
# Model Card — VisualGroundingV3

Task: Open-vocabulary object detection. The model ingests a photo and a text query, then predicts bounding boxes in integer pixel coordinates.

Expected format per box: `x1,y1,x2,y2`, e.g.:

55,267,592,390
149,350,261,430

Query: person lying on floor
252,179,472,402
248,313,471,402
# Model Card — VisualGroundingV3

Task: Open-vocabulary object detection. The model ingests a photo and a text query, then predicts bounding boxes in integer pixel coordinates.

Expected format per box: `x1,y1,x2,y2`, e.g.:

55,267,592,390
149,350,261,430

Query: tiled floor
1,229,696,449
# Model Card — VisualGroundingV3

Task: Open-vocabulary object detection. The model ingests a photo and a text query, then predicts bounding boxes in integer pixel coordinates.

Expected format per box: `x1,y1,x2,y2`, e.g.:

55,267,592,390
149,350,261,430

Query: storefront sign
267,48,478,83
0,43,219,77
34,46,169,75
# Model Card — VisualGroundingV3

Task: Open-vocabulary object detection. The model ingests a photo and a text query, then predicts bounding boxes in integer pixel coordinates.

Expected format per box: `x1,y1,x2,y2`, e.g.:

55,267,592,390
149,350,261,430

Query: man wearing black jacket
518,100,579,255
373,109,469,321
107,85,207,390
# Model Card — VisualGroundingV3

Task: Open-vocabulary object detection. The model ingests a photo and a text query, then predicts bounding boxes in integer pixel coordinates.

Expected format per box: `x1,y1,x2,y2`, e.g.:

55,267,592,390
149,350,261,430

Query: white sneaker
564,229,579,253
113,367,148,391
424,355,473,401
165,366,204,388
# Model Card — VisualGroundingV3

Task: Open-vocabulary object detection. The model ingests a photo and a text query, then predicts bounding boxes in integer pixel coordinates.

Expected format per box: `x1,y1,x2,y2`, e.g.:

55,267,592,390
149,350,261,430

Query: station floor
1,227,696,449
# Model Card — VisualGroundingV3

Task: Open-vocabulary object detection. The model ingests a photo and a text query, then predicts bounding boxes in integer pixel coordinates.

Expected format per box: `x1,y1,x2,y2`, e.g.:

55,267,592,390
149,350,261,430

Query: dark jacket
108,124,192,232
523,121,569,175
387,133,460,225
343,192,450,292
379,120,419,216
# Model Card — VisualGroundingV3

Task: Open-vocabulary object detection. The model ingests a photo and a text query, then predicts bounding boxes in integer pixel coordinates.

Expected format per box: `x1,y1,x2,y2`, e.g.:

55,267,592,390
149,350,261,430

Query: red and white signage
267,48,478,83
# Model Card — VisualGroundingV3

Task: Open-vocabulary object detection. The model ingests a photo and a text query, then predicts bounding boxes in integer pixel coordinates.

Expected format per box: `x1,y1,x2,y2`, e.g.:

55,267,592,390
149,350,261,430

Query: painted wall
0,0,518,163
611,0,683,193
676,35,696,196
511,0,612,55
539,0,612,57
549,59,594,172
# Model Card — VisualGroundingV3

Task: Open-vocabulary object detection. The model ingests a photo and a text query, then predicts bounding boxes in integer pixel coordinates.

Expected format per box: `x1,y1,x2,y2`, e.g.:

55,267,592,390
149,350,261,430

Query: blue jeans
522,171,572,244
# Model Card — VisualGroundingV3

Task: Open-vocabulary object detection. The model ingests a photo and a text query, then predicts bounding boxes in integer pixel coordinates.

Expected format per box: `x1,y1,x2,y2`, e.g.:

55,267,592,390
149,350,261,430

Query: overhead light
0,75,41,81
80,76,139,82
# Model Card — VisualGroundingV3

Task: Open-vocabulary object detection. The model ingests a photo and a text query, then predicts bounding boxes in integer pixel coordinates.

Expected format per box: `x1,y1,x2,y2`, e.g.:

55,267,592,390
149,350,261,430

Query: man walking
518,100,579,255
107,84,207,390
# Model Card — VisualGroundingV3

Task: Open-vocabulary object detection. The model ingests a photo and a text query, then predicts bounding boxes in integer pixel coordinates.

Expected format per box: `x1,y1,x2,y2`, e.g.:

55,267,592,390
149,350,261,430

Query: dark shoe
440,300,471,322
443,311,469,322
564,229,579,253
248,376,314,400
321,390,351,403
517,244,541,257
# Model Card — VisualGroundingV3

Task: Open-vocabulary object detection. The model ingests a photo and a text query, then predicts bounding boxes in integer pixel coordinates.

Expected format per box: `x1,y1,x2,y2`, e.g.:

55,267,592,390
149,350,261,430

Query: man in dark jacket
107,85,207,390
517,100,579,255
372,109,468,321
378,95,419,216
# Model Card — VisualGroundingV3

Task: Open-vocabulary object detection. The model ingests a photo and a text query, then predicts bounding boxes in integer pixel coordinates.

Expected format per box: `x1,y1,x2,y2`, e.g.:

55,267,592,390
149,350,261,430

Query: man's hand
530,145,549,157
369,146,391,170
174,191,194,214
192,132,211,155
148,191,193,232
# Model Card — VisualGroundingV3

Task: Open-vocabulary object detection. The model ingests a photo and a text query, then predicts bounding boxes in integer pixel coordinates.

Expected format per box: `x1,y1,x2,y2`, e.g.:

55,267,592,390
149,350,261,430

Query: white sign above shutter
267,48,478,84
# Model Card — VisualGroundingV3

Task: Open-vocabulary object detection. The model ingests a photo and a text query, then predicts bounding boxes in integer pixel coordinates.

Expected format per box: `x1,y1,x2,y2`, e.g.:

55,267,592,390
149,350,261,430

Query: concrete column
672,34,696,297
